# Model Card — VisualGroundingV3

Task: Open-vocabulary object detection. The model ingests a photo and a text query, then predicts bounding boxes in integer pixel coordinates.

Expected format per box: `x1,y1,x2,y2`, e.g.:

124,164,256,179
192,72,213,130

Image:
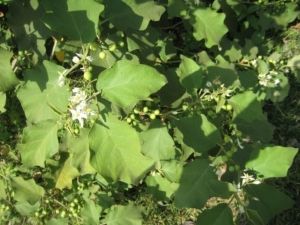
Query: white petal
72,56,80,64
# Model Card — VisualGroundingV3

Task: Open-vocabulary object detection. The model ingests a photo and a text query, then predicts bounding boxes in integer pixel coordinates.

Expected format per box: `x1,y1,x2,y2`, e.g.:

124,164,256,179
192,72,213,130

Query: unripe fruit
133,109,139,114
109,44,116,52
83,71,92,81
99,51,106,59
226,104,232,111
119,41,125,47
143,107,149,113
149,114,156,120
182,105,188,111
74,128,79,134
126,118,132,123
130,114,135,119
154,109,160,115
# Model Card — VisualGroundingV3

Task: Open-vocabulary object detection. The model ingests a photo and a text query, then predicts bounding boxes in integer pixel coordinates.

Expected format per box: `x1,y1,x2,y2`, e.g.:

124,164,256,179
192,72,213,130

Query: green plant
0,0,299,224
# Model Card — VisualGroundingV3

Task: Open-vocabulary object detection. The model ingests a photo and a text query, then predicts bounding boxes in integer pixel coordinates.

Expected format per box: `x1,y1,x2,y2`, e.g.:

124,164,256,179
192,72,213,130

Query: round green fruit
154,109,160,115
109,44,116,52
149,114,156,120
83,71,92,81
99,51,106,59
143,107,149,113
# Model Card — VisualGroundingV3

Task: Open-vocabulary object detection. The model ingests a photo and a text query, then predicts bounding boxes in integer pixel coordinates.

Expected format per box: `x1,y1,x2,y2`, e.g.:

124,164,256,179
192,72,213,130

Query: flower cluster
69,88,95,128
237,172,261,191
258,70,281,87
72,53,93,64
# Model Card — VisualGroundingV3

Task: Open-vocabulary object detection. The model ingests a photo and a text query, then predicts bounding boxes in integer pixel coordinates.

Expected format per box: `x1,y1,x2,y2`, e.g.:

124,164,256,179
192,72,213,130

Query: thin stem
50,36,58,60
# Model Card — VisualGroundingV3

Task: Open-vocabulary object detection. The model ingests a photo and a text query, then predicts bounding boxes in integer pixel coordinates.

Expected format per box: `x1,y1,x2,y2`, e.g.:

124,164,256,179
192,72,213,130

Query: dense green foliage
0,0,299,224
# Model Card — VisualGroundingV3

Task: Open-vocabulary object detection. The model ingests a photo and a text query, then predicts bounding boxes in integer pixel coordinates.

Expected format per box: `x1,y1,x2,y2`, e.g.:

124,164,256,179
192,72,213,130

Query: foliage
0,0,299,224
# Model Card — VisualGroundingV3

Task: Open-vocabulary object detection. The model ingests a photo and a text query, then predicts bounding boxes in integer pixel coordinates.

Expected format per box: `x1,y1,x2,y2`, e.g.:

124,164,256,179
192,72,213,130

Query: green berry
154,109,160,115
119,41,125,47
55,209,60,214
133,109,139,114
143,107,149,113
35,212,39,217
132,121,137,126
74,128,79,134
74,199,79,204
83,71,92,81
126,118,132,123
70,202,75,207
130,114,135,119
108,44,116,52
149,114,156,120
60,210,66,218
42,210,47,215
182,105,188,111
99,51,106,59
225,104,232,111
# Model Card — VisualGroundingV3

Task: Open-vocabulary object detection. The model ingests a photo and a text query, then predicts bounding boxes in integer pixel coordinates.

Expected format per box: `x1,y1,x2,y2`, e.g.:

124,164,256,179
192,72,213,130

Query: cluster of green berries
34,197,82,219
126,107,161,124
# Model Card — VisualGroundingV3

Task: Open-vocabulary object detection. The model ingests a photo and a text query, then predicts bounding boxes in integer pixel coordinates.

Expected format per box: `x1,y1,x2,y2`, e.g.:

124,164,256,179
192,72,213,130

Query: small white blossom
72,56,80,64
274,79,280,85
240,172,261,186
68,87,95,128
72,53,93,64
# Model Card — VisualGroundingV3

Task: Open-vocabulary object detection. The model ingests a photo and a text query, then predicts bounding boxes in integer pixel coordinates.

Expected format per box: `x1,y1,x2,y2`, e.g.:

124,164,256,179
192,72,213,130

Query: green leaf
17,60,70,123
104,0,165,31
0,92,6,113
167,0,187,18
196,204,234,225
288,54,300,82
18,120,59,167
7,0,50,55
139,123,176,162
81,199,102,225
145,174,179,200
97,60,167,109
41,0,104,42
103,203,142,225
0,48,19,92
65,129,95,174
245,146,298,178
55,157,80,189
229,91,274,142
46,218,69,225
11,176,44,204
161,160,184,183
192,8,228,48
176,55,204,93
271,3,299,27
206,55,238,86
89,115,154,185
174,159,232,209
174,114,221,154
0,179,6,199
15,201,40,216
245,184,294,224
158,68,186,106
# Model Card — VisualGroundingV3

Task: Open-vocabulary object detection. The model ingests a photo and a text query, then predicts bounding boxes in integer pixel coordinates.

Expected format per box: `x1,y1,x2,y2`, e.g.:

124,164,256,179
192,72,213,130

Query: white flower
69,88,87,105
274,79,280,85
72,56,80,64
72,53,93,64
68,87,95,128
240,172,261,186
69,108,88,128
